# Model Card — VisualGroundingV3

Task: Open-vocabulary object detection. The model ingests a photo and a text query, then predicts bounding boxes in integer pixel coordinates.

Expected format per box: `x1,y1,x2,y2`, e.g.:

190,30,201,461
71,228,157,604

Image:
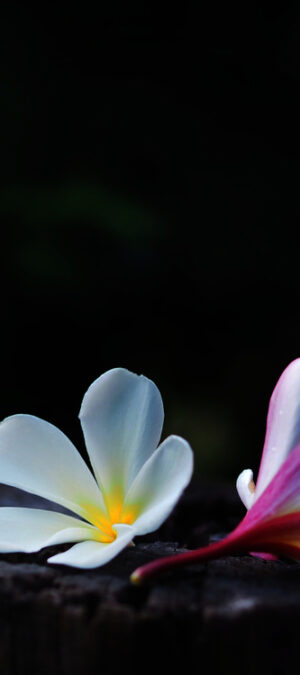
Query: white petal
256,359,300,498
0,507,98,553
48,524,134,568
0,415,106,521
124,435,193,536
79,368,164,496
236,469,255,509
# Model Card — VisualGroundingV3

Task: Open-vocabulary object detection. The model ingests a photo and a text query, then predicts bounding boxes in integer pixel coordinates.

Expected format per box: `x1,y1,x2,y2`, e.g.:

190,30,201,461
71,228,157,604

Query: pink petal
250,551,278,561
255,359,300,499
237,511,300,557
240,443,300,531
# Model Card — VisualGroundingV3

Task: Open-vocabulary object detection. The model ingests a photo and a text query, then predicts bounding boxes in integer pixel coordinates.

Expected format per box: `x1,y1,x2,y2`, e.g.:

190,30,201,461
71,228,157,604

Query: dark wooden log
0,482,299,675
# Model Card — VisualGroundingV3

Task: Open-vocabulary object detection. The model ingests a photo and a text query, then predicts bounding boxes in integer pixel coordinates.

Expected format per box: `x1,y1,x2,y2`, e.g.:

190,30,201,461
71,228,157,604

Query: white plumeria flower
0,368,193,568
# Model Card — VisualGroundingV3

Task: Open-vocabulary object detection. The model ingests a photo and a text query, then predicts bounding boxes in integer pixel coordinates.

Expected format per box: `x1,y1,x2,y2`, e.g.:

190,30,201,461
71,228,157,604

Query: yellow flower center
80,487,140,544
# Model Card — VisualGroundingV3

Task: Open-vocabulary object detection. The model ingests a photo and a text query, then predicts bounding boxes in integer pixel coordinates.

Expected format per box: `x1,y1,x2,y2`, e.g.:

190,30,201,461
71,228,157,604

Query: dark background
1,1,300,483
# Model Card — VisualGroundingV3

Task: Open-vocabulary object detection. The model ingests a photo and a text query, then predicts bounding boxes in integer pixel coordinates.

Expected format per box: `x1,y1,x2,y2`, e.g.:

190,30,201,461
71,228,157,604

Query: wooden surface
0,482,299,675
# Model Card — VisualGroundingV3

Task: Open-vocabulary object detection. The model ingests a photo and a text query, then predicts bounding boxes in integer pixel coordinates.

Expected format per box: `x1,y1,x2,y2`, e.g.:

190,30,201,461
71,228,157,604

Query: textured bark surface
0,482,299,675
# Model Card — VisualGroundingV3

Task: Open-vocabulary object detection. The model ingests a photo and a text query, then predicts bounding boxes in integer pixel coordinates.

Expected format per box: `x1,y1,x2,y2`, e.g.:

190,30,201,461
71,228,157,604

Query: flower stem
130,512,300,584
130,535,241,585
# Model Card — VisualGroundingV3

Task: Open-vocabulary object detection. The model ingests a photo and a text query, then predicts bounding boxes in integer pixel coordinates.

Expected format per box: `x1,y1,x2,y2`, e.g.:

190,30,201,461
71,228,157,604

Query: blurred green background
1,1,300,483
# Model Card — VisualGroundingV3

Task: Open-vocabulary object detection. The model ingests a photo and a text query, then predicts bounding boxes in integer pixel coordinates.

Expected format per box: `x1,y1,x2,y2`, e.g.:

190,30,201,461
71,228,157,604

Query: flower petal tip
236,468,255,510
130,569,143,585
47,554,64,567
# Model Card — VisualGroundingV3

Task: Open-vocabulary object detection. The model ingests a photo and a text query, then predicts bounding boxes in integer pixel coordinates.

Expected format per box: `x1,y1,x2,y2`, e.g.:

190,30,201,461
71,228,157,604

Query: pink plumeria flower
131,359,300,584
0,368,193,568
